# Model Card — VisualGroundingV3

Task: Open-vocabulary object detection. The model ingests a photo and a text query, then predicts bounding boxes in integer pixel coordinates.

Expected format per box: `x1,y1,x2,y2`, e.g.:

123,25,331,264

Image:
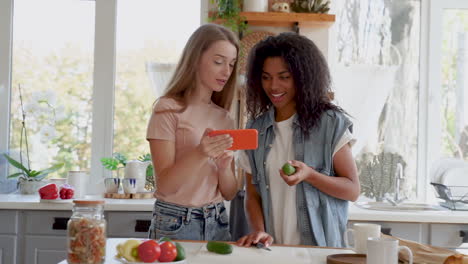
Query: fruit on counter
38,183,59,199
116,239,141,262
138,239,161,263
116,238,186,262
59,184,74,199
282,162,296,176
206,241,233,255
159,241,178,262
174,242,186,261
158,236,172,243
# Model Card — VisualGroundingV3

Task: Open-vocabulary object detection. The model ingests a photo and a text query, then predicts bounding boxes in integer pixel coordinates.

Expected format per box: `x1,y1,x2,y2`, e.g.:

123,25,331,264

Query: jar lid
73,200,105,205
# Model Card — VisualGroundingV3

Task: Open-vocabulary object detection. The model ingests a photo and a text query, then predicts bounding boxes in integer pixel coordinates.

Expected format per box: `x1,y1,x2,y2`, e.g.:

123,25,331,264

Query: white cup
367,237,413,264
122,178,138,194
104,178,120,193
344,223,381,254
66,171,88,198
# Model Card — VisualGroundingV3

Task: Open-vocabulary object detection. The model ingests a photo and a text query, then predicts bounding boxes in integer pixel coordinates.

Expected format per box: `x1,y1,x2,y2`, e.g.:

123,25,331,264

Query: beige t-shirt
146,97,234,207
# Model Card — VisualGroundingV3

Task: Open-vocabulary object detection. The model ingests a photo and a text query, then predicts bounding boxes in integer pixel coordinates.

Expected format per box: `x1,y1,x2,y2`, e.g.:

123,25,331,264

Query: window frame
0,0,208,194
0,0,14,193
422,0,468,201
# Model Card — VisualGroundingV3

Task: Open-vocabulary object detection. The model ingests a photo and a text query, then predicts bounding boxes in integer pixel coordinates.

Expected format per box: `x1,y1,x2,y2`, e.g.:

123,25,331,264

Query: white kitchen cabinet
23,211,71,264
107,211,152,238
430,223,468,250
0,235,17,264
0,210,18,264
24,235,67,264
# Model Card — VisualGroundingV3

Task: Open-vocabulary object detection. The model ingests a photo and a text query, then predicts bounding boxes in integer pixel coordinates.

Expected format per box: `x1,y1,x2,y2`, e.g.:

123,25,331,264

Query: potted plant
209,0,248,34
4,154,63,194
4,85,64,194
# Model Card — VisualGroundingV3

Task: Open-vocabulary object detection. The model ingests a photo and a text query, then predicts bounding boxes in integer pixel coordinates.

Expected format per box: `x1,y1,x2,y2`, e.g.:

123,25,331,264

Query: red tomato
138,240,161,263
159,241,177,262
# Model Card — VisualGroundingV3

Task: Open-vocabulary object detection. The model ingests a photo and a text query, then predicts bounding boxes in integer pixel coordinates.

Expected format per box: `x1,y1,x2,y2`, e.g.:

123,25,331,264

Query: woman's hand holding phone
198,128,233,160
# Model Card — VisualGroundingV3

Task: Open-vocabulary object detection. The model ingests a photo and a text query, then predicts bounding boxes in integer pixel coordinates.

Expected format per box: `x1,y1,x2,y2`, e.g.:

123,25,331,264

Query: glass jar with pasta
67,200,106,264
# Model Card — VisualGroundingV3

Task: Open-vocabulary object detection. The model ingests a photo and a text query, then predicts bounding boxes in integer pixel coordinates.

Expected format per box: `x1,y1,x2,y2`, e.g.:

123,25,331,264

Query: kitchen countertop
0,194,155,211
1,194,468,223
58,238,354,264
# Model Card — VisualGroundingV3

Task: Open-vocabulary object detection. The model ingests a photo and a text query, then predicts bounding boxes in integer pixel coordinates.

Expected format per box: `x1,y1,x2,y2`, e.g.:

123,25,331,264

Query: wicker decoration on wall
239,31,276,74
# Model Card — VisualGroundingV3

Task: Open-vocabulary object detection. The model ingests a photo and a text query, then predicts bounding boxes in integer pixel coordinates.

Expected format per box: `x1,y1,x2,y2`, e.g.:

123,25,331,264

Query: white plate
40,198,73,203
114,256,186,264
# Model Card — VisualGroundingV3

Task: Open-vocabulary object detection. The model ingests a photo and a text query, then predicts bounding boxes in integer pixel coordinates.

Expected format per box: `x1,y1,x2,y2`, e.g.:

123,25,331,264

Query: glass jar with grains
67,200,106,264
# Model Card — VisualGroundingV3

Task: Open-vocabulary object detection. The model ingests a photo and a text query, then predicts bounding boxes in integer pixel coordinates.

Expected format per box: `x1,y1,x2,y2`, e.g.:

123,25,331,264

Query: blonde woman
146,24,239,241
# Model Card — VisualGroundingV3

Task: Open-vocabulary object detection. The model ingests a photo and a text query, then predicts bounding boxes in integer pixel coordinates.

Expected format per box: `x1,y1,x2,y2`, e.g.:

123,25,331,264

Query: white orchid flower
42,90,57,106
39,125,57,143
23,102,40,117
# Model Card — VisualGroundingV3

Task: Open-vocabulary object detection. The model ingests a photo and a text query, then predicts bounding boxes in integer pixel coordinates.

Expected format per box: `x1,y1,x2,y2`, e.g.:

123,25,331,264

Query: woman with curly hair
236,32,360,247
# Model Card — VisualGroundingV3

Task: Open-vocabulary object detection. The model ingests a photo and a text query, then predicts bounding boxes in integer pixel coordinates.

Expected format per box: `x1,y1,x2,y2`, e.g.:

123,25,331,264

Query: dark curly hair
245,32,343,135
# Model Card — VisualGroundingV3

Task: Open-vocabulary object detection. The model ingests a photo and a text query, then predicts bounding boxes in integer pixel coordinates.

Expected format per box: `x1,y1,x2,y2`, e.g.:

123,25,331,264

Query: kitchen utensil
255,242,272,251
327,254,366,264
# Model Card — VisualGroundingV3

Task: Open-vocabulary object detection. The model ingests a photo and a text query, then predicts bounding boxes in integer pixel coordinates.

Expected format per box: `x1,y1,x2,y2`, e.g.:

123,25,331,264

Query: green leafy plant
209,0,248,34
4,154,63,182
100,152,127,171
291,0,330,14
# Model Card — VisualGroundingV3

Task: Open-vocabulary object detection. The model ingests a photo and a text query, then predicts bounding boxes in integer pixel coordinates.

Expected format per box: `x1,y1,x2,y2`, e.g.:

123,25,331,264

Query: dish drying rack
431,182,468,210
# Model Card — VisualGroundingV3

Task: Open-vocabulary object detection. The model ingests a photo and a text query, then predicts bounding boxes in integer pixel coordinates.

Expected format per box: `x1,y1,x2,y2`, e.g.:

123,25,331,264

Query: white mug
122,178,138,194
66,171,88,198
344,223,381,254
367,237,413,264
104,178,120,193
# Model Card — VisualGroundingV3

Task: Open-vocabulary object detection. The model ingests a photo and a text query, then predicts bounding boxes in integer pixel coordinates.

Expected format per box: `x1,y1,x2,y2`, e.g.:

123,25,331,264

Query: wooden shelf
239,12,335,28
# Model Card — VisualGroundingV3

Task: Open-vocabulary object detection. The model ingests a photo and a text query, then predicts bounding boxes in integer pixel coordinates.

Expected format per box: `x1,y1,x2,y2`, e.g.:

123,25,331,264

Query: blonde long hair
161,24,239,110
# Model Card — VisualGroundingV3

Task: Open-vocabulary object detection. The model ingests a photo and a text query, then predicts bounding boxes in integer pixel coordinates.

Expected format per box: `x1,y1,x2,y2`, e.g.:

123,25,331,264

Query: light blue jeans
148,200,231,241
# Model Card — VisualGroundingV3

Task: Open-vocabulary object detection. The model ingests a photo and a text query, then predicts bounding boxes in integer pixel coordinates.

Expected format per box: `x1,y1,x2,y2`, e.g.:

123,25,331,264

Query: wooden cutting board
327,254,366,264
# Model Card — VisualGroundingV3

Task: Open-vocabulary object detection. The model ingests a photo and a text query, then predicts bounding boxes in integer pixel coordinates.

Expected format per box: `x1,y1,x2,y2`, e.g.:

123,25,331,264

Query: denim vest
245,108,353,247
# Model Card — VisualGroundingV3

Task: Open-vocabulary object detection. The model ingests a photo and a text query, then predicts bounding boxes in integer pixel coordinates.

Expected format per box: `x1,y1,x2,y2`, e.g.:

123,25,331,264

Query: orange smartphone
208,129,258,150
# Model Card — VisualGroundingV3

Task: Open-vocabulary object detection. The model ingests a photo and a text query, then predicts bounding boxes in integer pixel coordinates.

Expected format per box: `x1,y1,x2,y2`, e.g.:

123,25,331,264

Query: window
113,0,200,161
440,10,468,160
334,0,421,200
425,0,468,202
10,0,95,178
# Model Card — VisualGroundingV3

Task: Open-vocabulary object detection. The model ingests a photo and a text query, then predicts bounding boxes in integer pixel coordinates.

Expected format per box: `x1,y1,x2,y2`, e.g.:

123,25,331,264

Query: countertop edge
1,194,468,223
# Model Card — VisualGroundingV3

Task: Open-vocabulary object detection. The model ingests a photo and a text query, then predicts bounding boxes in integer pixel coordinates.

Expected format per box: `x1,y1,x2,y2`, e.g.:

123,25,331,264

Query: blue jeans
148,200,231,241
